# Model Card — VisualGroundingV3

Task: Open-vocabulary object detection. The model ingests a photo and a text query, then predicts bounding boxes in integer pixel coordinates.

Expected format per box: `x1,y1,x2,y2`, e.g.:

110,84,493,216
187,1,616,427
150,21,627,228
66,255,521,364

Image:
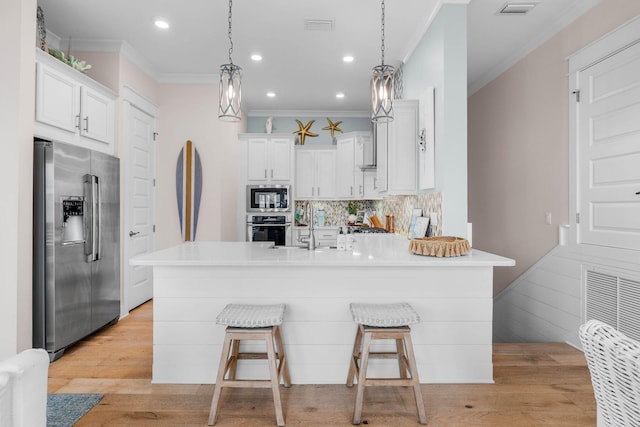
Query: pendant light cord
227,0,234,64
381,0,385,66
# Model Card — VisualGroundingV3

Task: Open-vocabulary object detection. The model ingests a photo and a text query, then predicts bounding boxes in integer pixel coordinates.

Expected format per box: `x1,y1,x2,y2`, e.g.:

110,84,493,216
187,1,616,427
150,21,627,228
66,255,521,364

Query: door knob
129,231,140,237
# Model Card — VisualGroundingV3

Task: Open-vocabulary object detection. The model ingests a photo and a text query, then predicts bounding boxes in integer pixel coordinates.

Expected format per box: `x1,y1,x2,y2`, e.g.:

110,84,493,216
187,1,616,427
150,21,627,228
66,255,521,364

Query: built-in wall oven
246,185,290,212
247,214,292,246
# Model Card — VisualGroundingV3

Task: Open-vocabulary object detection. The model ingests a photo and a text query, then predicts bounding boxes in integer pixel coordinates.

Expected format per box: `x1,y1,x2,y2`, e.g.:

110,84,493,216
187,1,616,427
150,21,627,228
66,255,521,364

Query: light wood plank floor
49,301,597,426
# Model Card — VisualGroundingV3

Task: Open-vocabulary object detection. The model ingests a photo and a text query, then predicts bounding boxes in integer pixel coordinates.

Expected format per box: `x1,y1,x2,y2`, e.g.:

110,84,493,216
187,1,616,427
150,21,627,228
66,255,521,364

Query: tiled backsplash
295,192,442,236
381,193,442,236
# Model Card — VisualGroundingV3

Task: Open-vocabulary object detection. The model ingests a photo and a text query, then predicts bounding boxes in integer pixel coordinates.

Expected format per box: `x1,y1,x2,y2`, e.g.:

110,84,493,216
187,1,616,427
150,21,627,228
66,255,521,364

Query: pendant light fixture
371,0,394,123
218,0,242,122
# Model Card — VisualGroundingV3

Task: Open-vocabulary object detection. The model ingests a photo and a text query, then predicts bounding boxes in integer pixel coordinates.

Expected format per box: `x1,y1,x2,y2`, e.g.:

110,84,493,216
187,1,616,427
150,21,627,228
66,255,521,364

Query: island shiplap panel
151,264,495,384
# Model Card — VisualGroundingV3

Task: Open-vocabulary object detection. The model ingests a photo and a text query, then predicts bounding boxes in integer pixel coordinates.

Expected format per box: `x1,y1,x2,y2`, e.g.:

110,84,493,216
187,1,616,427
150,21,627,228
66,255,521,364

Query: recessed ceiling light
266,92,276,98
343,55,354,63
336,93,345,99
153,17,170,29
251,54,263,62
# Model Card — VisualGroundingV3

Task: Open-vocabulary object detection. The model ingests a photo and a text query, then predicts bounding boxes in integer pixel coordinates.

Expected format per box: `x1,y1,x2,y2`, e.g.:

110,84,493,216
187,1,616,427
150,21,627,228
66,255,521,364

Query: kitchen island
130,235,514,384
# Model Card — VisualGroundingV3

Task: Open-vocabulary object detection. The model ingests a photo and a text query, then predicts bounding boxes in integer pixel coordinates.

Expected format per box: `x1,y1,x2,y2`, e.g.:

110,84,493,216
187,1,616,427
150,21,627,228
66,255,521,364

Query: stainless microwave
246,185,291,212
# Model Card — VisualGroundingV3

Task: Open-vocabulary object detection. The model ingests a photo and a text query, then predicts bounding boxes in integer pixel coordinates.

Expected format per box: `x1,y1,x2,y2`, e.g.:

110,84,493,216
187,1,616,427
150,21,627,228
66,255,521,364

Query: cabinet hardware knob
83,116,89,132
129,231,140,237
75,114,81,129
636,191,640,195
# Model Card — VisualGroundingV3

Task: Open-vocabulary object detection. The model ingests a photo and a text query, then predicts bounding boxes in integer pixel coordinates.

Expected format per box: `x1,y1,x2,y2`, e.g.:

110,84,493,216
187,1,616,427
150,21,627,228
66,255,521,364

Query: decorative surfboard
176,140,202,241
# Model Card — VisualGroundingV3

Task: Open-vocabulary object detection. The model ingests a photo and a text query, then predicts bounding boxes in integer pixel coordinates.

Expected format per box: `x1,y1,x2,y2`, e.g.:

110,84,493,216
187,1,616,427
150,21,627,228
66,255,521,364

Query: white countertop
130,234,515,267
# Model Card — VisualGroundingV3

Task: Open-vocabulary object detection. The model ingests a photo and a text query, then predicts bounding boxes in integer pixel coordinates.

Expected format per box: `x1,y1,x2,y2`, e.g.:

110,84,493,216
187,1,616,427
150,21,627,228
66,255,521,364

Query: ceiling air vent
304,19,334,32
497,2,538,15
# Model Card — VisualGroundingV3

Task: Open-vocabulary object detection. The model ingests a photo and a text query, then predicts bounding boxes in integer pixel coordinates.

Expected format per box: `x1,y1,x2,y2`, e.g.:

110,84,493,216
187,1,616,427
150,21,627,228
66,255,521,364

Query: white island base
132,236,514,384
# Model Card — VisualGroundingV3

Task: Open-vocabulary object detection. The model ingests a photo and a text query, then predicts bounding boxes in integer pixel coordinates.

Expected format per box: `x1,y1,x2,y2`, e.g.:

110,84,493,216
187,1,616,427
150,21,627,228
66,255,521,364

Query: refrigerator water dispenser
61,198,85,244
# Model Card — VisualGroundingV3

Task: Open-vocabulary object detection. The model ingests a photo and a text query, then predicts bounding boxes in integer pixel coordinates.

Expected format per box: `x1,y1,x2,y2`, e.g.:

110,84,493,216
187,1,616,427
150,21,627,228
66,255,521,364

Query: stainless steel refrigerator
33,139,120,361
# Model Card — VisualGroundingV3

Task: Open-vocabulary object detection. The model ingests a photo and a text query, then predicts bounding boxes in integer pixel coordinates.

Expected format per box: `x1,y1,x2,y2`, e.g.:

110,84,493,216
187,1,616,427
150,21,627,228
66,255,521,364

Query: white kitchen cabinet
245,136,293,182
295,147,336,199
376,99,419,195
293,227,338,247
34,49,116,155
336,132,380,200
336,137,356,198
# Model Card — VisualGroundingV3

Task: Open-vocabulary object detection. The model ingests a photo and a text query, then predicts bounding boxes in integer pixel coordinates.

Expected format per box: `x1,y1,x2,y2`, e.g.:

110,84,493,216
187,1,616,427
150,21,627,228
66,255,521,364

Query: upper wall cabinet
34,49,116,155
376,99,419,195
295,146,336,199
244,135,294,182
336,131,380,200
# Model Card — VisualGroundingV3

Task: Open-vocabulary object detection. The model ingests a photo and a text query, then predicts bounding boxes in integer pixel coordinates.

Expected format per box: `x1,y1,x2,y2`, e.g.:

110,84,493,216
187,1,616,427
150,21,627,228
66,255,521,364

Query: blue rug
47,394,103,427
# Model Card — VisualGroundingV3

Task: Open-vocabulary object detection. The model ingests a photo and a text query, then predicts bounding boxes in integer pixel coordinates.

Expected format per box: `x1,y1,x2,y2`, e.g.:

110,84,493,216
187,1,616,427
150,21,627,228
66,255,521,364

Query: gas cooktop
351,227,389,234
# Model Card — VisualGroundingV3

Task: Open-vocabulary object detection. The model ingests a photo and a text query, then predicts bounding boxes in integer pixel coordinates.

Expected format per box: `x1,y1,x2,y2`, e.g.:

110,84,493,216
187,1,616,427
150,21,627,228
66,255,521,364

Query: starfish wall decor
293,119,318,145
322,118,343,139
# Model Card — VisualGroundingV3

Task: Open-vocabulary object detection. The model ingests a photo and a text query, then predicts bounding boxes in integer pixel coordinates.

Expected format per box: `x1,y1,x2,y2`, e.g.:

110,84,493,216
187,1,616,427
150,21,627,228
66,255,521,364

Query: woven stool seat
216,303,285,328
349,302,420,327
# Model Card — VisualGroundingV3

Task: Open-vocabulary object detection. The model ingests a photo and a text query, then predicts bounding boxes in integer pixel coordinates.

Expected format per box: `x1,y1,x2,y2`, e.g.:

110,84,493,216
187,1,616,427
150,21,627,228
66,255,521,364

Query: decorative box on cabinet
376,99,419,195
34,49,116,155
241,134,294,183
295,146,336,199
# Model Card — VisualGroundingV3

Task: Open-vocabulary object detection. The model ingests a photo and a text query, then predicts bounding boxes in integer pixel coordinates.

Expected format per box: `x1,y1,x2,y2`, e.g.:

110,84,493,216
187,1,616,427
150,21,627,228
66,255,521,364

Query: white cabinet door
376,122,388,193
388,100,418,194
336,137,355,198
315,150,336,199
295,148,336,199
80,86,115,144
247,138,269,181
247,137,292,182
268,138,292,181
35,62,79,133
295,150,315,198
363,170,379,199
418,87,435,190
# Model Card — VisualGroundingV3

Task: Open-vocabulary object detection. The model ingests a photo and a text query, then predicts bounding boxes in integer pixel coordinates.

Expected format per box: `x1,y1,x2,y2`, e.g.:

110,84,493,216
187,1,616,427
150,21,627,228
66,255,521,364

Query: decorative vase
348,214,357,224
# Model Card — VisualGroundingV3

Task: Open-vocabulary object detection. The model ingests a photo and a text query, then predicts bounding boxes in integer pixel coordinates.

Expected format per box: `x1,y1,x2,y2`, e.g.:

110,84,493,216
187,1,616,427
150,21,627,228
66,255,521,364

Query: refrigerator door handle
84,174,100,262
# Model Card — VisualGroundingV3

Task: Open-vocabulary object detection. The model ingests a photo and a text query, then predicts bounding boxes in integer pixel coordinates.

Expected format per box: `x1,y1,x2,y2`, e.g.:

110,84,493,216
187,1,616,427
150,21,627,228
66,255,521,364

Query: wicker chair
579,319,640,427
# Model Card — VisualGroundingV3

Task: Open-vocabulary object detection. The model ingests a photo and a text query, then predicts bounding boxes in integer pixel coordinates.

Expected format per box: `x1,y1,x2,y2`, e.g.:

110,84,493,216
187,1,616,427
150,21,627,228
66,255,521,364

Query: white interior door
124,102,157,311
578,41,640,251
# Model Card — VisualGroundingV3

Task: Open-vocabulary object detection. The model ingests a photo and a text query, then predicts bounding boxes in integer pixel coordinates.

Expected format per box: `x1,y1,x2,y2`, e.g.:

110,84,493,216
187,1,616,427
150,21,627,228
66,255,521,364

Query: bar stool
346,302,427,425
208,303,291,426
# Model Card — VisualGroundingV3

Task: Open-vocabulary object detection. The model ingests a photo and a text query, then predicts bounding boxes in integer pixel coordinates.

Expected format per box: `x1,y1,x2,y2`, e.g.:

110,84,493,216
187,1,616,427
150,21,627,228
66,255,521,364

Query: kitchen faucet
298,201,316,250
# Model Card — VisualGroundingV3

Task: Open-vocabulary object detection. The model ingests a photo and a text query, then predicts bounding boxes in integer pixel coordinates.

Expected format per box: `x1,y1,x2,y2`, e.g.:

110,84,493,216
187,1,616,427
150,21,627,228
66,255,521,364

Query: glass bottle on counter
346,227,353,251
337,227,346,251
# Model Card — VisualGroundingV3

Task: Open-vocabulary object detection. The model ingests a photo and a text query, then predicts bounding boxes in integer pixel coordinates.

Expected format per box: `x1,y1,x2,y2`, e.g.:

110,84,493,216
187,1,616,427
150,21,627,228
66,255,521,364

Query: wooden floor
49,301,597,426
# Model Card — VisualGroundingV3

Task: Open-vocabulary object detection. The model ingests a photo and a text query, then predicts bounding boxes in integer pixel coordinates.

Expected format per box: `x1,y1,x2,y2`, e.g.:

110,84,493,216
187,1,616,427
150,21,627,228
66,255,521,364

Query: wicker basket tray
409,236,470,257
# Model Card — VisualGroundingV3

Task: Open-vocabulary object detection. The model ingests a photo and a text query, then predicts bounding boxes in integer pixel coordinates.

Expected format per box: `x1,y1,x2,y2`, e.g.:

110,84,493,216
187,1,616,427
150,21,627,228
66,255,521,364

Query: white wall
157,84,244,249
0,0,35,358
468,0,640,296
403,4,468,237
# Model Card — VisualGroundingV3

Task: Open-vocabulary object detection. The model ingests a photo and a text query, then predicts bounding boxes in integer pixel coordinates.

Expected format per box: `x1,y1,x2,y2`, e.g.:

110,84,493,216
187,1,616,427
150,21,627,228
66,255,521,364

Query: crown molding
246,110,370,118
468,0,602,96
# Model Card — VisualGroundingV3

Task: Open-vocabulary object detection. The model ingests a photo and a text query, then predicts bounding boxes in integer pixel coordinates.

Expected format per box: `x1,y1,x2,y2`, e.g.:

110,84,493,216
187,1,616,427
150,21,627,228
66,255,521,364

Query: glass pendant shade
371,64,394,123
218,63,242,122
